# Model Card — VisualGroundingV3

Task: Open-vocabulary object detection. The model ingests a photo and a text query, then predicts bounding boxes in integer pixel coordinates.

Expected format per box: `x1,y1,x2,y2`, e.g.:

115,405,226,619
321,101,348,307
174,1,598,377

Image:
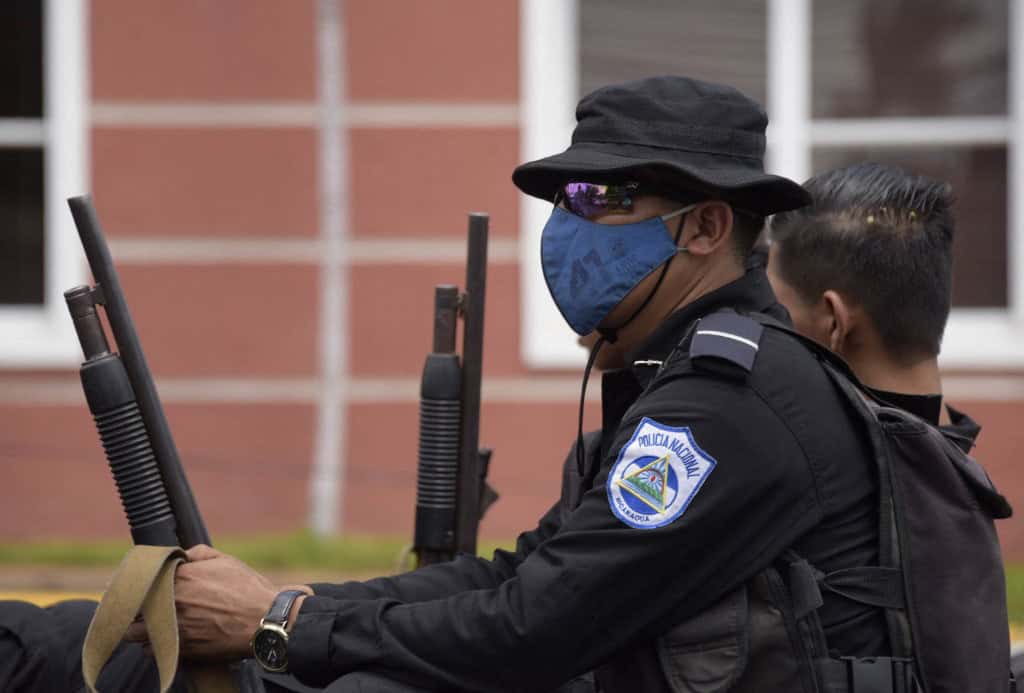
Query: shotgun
413,213,497,566
64,195,210,549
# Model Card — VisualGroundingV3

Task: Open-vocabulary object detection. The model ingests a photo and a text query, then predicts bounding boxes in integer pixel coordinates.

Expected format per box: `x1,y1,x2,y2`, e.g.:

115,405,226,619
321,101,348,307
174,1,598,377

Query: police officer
766,162,1019,689
150,76,895,693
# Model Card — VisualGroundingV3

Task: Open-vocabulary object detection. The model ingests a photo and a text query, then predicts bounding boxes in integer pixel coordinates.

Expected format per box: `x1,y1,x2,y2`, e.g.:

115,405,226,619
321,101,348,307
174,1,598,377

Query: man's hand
125,544,309,661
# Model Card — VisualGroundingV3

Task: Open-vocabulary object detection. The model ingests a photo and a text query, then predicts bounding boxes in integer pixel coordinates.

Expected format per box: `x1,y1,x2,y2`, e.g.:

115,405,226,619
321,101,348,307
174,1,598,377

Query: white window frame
520,0,1024,369
519,0,583,368
0,0,89,367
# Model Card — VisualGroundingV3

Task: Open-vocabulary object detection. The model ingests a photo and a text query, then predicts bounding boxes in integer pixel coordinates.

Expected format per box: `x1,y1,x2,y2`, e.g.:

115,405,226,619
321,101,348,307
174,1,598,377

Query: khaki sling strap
82,544,238,693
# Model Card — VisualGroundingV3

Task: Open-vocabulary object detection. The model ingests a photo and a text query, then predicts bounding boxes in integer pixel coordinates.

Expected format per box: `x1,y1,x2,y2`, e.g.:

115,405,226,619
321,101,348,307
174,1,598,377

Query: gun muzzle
65,286,111,359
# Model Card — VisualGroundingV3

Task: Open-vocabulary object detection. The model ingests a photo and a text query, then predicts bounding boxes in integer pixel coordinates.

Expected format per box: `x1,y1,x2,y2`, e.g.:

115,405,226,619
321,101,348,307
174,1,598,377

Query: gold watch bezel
251,618,290,673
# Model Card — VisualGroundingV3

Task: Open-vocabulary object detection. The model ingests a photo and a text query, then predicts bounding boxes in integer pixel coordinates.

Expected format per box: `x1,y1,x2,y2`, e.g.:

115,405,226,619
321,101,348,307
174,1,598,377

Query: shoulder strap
83,545,185,693
748,313,916,660
83,544,239,693
819,360,914,658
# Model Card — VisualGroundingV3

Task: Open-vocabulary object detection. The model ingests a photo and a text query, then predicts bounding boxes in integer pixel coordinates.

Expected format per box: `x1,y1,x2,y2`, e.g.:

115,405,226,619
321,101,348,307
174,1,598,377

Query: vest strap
787,558,905,616
787,556,824,620
820,567,905,611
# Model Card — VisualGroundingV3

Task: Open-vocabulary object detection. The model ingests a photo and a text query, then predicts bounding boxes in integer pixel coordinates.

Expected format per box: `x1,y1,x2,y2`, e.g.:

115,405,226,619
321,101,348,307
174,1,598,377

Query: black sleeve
308,500,564,603
287,375,823,691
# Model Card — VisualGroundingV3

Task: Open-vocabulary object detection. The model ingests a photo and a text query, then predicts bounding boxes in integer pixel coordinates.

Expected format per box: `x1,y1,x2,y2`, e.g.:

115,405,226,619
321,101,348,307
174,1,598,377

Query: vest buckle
838,656,915,693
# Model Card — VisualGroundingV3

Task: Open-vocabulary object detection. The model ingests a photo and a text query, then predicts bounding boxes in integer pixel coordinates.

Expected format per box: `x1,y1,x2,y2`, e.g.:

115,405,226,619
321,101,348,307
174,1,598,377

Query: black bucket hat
513,75,810,216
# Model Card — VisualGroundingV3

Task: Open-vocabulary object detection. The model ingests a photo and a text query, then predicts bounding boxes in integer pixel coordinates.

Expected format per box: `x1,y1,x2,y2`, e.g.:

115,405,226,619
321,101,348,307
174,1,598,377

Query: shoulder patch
606,417,717,529
691,312,763,374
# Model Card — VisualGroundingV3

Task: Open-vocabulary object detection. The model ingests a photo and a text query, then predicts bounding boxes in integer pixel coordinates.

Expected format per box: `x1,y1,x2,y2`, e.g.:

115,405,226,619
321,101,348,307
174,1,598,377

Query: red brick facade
3,1,1021,565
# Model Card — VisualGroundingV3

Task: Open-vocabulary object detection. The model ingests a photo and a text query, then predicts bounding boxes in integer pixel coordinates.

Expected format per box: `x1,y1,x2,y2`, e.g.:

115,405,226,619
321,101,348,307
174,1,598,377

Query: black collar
862,393,982,452
944,405,982,452
866,387,943,426
624,267,787,380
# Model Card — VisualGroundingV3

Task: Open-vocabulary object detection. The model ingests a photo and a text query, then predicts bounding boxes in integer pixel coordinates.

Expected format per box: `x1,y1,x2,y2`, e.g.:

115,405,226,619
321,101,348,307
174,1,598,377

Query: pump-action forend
64,195,210,549
413,213,497,566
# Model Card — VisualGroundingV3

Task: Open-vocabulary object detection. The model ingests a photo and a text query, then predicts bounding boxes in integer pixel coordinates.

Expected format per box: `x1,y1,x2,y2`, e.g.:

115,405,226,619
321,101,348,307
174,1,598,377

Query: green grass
0,538,133,568
0,532,515,574
1006,565,1024,625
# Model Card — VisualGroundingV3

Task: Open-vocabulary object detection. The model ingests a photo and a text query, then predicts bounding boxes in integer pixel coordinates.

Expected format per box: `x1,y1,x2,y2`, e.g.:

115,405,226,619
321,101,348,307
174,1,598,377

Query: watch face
253,628,288,672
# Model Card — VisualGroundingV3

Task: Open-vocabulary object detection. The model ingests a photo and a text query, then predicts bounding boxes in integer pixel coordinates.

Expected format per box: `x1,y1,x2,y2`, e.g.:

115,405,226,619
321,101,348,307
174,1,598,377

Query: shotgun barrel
413,213,494,566
66,195,210,549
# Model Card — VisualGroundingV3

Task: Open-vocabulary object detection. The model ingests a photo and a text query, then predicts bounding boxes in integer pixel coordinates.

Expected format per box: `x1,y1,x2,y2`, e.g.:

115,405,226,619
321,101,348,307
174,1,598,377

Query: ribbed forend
94,401,175,532
416,398,461,509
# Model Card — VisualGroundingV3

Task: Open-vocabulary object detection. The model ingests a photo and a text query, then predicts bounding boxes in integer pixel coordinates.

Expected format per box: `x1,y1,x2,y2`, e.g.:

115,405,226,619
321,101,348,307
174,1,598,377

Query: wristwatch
251,589,306,673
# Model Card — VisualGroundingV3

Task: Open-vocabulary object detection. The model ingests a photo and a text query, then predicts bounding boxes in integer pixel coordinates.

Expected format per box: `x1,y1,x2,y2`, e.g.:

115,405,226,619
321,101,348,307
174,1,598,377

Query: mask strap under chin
596,213,689,346
575,214,689,476
576,335,606,476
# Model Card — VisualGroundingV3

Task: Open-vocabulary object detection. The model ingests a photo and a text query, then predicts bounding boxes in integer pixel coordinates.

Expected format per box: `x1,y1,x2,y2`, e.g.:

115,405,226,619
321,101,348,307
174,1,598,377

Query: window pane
811,146,1006,308
579,0,767,105
812,0,1007,118
0,0,43,118
0,148,45,305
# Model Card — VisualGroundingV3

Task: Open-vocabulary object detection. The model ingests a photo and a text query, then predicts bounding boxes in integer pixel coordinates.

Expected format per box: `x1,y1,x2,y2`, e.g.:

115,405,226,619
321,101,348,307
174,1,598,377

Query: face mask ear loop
576,335,606,476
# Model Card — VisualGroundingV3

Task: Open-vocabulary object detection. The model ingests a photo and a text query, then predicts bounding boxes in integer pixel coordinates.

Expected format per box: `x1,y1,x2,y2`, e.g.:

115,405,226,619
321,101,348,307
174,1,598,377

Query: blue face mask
541,204,695,335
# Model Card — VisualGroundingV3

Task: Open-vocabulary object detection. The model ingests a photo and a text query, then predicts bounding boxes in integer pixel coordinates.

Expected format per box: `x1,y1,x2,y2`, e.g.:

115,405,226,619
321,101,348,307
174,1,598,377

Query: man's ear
681,202,733,255
821,289,855,355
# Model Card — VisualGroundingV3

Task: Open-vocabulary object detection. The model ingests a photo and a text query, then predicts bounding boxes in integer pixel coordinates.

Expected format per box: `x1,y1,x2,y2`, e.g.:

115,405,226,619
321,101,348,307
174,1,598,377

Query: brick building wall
1,0,1021,562
2,0,595,545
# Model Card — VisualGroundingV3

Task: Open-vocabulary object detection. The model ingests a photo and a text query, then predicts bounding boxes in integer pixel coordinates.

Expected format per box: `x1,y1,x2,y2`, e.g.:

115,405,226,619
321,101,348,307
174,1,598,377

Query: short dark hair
770,162,954,357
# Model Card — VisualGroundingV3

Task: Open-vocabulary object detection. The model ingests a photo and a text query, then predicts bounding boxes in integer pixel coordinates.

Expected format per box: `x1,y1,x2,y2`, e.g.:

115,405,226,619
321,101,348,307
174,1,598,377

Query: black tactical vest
559,434,824,693
558,312,1013,693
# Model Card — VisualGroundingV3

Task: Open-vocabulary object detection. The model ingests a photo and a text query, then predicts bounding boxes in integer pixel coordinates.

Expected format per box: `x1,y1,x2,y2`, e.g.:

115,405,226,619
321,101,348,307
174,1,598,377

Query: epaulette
690,311,763,378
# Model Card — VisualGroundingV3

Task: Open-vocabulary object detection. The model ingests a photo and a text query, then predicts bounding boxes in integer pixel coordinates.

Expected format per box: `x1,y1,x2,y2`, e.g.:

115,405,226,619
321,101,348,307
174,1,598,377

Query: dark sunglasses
556,181,640,218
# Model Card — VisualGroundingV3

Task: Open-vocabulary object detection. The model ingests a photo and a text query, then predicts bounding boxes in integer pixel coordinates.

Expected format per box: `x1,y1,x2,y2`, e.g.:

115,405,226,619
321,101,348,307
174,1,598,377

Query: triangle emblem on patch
618,454,670,512
607,418,717,530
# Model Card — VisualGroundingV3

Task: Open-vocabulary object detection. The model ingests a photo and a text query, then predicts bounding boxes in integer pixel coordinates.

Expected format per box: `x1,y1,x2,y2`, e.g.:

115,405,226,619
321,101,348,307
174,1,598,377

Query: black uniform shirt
290,268,885,691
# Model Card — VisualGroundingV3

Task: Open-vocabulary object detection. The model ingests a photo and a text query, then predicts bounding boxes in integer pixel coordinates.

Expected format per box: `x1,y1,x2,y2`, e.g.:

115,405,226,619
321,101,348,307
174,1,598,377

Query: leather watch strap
265,589,306,627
